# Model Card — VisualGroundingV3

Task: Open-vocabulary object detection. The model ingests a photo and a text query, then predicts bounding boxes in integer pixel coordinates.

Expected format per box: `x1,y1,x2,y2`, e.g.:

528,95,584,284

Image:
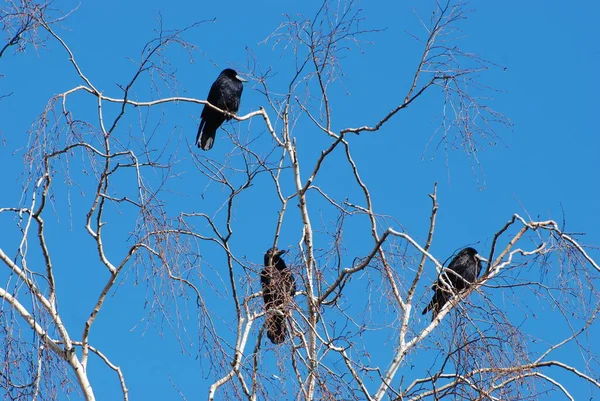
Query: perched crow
261,248,296,344
196,68,246,150
422,247,483,319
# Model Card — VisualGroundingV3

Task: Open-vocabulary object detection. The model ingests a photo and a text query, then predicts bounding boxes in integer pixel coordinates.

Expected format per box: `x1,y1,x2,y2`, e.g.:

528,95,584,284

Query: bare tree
1,1,598,400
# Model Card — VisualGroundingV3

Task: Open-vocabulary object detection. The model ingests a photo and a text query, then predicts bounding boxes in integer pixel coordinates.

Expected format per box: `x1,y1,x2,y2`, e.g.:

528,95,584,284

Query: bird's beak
236,74,248,82
276,249,287,256
475,254,488,263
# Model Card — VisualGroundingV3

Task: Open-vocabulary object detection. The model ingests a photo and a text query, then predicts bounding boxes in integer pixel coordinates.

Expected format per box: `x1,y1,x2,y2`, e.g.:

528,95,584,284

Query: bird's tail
423,292,450,321
422,301,441,322
422,299,435,316
196,119,216,150
266,313,286,344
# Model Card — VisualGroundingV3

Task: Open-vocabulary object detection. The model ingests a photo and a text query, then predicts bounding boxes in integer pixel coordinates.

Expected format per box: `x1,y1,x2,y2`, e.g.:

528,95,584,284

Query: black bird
196,68,246,150
422,247,484,319
261,248,296,344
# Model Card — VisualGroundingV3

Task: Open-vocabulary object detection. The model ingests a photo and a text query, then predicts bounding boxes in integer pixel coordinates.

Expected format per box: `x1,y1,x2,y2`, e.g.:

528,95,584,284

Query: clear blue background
1,1,599,400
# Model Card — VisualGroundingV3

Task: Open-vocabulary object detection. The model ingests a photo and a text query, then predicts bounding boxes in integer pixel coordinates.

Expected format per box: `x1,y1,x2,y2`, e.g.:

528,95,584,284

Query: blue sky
1,1,599,400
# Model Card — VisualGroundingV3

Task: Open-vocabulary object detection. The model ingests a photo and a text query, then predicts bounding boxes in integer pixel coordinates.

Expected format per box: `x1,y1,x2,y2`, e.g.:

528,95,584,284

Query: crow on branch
261,248,296,344
196,68,246,150
422,247,484,319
